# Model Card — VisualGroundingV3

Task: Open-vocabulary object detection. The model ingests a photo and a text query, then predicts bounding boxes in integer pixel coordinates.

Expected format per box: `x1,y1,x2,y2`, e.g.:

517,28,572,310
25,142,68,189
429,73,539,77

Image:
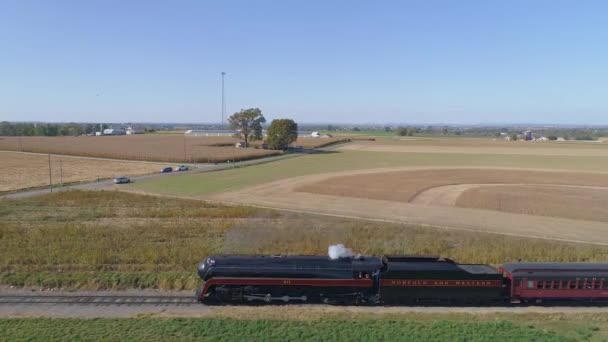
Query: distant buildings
103,128,126,135
126,126,144,135
184,129,237,137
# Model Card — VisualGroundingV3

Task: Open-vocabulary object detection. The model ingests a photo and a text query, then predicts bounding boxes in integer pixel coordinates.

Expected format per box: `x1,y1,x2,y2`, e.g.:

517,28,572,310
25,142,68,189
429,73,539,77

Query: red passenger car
501,262,608,304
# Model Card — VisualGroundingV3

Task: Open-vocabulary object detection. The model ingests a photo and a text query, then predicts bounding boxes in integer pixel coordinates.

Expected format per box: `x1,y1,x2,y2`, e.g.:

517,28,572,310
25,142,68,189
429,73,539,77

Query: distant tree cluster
396,127,415,136
0,122,102,136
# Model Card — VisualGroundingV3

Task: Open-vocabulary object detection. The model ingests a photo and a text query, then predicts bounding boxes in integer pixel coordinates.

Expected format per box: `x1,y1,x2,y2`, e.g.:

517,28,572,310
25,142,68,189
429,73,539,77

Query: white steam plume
328,244,355,260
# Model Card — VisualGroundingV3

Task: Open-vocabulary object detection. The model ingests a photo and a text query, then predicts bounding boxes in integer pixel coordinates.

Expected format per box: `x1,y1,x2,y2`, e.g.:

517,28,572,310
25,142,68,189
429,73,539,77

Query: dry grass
0,152,168,192
2,190,608,290
0,136,281,163
297,168,608,203
456,185,608,222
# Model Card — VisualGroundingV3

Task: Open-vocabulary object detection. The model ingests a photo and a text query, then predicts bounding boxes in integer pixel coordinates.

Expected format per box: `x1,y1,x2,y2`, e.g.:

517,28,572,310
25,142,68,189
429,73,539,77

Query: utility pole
48,154,53,192
221,72,226,128
183,134,187,161
59,159,63,187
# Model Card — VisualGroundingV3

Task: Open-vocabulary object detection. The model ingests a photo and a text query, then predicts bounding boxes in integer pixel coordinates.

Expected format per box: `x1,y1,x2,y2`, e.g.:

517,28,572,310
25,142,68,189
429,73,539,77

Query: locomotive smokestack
328,244,355,260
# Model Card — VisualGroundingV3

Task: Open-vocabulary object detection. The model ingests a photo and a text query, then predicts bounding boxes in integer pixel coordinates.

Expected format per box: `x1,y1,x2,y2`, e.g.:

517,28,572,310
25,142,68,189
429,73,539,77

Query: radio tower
221,72,226,128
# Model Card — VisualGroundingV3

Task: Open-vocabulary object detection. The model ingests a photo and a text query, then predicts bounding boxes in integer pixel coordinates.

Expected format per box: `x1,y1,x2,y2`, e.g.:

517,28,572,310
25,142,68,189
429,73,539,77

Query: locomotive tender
196,254,608,305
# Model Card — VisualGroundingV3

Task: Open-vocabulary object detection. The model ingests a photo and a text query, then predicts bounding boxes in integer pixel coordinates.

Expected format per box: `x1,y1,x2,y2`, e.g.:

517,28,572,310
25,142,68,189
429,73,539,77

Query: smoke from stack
328,244,355,260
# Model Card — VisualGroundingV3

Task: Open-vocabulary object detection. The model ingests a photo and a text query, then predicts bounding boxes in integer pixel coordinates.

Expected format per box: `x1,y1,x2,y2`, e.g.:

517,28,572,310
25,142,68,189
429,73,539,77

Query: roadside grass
2,191,608,290
0,317,574,341
129,149,608,196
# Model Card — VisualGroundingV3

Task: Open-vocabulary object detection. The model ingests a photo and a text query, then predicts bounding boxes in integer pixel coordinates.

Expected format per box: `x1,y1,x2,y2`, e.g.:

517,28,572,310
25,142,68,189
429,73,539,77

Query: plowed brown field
456,184,608,222
296,169,608,204
0,136,281,163
0,136,347,163
340,139,608,156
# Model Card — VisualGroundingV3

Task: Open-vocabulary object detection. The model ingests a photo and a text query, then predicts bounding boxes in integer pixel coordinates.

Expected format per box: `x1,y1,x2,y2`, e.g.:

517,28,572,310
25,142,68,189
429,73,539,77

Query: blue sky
1,0,607,124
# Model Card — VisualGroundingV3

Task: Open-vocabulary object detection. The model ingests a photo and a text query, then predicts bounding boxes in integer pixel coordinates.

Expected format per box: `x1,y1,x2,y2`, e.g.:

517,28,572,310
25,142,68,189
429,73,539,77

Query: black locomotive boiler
196,254,507,305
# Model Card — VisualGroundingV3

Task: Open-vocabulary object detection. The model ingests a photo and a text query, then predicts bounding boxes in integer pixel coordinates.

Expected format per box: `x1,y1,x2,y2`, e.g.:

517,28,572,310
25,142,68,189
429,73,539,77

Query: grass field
0,316,581,341
129,148,608,196
2,190,608,290
0,152,167,192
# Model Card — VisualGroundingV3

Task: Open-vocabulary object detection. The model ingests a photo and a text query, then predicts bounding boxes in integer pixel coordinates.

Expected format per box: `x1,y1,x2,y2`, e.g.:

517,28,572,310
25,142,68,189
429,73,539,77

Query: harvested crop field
213,166,608,244
297,168,608,204
456,184,608,222
0,136,281,163
340,139,608,156
0,152,167,192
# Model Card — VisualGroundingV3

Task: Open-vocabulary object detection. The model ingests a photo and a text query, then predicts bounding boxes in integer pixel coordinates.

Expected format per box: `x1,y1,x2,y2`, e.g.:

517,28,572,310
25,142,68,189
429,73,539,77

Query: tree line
0,122,105,136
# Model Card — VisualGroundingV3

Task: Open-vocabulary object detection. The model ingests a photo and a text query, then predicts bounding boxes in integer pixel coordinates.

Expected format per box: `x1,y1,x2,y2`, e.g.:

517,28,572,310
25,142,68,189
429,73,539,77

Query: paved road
0,146,339,200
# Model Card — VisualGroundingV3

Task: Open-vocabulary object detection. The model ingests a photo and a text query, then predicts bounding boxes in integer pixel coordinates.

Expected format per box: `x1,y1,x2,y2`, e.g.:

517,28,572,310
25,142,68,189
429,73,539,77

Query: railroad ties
0,295,198,306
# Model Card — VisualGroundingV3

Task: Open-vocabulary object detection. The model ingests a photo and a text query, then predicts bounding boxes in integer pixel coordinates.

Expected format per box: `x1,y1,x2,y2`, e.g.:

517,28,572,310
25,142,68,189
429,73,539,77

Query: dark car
113,176,130,184
160,167,173,173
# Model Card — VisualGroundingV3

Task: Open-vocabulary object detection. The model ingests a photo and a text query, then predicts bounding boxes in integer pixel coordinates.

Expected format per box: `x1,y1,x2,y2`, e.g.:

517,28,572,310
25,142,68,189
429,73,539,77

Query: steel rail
0,295,198,305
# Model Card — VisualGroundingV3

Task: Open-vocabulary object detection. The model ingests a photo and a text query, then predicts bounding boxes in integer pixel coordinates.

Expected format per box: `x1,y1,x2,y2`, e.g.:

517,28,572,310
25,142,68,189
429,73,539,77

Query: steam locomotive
196,254,608,305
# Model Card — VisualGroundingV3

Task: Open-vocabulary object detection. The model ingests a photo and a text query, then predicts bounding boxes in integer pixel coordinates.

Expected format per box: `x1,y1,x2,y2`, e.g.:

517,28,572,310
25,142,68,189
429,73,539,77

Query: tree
228,108,266,147
397,127,414,136
266,119,298,150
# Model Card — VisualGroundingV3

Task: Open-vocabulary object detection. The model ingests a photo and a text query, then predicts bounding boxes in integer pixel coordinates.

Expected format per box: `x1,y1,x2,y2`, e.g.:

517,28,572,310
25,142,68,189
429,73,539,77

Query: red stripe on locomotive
199,277,373,299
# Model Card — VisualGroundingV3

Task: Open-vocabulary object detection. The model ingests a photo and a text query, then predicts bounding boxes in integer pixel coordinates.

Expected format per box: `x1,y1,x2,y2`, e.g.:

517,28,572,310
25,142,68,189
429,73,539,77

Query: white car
175,165,189,171
113,176,130,184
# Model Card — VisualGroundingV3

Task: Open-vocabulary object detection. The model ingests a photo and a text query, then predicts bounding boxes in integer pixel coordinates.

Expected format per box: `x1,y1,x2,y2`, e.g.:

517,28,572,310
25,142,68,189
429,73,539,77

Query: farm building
103,128,126,135
185,129,237,137
126,126,144,134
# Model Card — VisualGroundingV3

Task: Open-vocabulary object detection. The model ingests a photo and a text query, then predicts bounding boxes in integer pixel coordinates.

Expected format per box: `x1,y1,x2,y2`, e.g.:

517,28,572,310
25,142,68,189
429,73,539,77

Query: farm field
0,135,281,163
129,145,608,196
0,314,593,341
0,152,167,192
0,136,348,163
2,190,606,291
124,138,608,244
456,185,608,222
296,169,608,222
341,138,608,156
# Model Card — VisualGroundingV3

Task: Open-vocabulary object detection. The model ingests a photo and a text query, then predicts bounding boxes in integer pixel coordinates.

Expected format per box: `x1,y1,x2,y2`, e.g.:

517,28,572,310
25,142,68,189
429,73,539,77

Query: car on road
175,165,189,171
113,176,130,184
160,167,173,173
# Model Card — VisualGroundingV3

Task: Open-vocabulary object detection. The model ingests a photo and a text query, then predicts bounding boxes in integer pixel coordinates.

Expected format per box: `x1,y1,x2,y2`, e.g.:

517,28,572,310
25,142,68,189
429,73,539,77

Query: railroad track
0,295,198,305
